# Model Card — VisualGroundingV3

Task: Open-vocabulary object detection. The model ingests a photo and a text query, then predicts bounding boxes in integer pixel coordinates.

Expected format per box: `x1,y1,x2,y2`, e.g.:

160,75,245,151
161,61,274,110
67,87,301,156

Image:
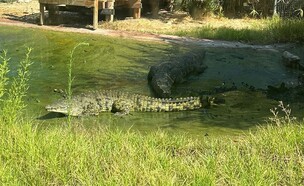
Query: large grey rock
148,51,207,98
282,51,303,70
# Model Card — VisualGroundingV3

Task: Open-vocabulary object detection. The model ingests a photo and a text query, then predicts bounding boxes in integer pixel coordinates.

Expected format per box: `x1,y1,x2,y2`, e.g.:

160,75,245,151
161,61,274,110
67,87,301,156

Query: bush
267,17,304,43
0,48,33,124
178,0,223,18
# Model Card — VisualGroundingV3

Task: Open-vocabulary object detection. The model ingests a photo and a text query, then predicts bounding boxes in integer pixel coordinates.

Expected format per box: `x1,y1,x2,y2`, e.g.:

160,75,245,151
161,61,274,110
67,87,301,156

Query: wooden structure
39,0,142,29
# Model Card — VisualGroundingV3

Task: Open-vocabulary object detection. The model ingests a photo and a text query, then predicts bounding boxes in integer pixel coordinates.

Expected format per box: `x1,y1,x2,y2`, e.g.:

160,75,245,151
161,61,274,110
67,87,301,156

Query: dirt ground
0,0,40,22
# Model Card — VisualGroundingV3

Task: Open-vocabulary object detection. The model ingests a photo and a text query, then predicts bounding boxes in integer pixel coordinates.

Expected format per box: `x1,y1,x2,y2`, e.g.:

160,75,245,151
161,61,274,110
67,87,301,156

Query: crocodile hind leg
112,99,134,116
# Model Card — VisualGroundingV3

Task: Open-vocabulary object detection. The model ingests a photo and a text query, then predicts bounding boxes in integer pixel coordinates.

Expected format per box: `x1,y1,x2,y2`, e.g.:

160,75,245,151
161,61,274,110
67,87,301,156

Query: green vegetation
0,48,303,185
0,50,9,99
66,42,89,127
177,0,223,18
101,17,304,44
0,48,32,124
174,18,304,43
0,111,303,185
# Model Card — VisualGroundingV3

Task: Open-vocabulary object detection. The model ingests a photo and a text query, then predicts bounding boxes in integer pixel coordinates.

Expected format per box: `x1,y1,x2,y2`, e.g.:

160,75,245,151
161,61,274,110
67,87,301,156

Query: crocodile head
45,99,83,116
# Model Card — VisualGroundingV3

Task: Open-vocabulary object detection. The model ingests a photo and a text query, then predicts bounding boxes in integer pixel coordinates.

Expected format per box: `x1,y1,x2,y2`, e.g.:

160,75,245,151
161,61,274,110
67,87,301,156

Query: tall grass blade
66,42,89,128
0,50,10,99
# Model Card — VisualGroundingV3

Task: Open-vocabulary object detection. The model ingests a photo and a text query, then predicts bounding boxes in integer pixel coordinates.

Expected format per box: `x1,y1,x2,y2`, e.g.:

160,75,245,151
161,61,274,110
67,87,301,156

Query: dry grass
100,11,265,35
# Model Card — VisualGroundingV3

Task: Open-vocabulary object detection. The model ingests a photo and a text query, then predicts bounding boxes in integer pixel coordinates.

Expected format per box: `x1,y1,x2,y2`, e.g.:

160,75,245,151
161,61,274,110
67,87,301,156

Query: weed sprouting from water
269,101,297,126
66,42,89,128
0,48,33,124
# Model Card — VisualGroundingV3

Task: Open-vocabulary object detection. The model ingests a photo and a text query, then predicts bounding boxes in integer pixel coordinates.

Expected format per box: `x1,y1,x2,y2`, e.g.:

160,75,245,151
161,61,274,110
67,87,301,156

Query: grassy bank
101,16,304,44
0,120,303,185
175,18,304,43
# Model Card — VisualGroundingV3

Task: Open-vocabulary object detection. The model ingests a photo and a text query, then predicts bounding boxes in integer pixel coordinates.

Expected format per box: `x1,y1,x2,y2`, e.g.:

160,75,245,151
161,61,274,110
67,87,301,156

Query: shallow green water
0,25,303,137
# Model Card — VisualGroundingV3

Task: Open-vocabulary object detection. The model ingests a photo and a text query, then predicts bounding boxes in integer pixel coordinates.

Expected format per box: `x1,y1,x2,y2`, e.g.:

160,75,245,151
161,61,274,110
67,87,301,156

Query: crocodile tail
135,96,202,112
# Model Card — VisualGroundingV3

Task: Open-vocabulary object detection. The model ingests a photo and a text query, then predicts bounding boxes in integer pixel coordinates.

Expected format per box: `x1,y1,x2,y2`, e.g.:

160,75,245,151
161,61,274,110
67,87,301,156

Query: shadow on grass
3,13,40,24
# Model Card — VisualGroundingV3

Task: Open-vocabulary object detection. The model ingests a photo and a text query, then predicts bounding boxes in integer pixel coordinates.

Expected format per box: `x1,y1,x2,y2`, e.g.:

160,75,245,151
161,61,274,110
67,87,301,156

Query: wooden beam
93,0,98,29
39,3,45,25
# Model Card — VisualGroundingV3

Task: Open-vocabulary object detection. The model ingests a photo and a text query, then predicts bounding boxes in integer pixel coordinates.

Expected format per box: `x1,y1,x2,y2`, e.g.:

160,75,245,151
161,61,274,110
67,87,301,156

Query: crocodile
45,90,207,116
148,51,207,98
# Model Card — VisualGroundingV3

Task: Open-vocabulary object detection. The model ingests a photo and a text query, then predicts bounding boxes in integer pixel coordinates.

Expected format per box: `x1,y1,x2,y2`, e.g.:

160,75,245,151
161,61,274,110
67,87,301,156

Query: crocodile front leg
112,99,134,115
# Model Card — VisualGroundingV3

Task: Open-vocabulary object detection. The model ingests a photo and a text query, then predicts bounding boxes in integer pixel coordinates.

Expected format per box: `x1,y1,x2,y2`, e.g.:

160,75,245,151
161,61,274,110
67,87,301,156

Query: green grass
174,18,304,44
267,18,304,43
174,25,263,43
0,120,303,185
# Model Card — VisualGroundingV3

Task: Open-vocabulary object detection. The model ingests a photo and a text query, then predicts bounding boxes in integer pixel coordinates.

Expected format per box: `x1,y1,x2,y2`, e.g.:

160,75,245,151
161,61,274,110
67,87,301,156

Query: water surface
0,25,303,137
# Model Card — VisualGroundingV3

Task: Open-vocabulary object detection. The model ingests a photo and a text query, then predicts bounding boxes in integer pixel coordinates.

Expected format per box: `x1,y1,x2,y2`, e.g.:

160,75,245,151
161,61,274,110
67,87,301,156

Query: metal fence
274,0,303,17
166,0,304,18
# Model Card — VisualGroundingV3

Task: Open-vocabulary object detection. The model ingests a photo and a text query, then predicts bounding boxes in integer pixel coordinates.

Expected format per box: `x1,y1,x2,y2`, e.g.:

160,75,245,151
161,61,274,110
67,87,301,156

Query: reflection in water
0,26,303,136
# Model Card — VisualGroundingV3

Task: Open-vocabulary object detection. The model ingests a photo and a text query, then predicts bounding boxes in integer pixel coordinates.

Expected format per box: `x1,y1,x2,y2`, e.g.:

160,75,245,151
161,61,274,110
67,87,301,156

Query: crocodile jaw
45,104,69,115
45,102,82,116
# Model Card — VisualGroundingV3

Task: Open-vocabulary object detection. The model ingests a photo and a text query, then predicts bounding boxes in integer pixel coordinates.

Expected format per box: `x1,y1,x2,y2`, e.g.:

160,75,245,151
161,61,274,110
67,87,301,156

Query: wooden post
133,7,141,19
100,1,105,9
151,0,159,18
93,0,99,29
131,0,142,19
39,3,45,25
273,0,278,17
48,5,59,24
105,1,114,22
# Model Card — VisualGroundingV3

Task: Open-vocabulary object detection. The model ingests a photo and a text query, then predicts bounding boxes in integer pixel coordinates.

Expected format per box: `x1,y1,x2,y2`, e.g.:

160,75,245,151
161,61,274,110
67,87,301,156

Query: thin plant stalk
67,42,89,128
0,50,10,99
